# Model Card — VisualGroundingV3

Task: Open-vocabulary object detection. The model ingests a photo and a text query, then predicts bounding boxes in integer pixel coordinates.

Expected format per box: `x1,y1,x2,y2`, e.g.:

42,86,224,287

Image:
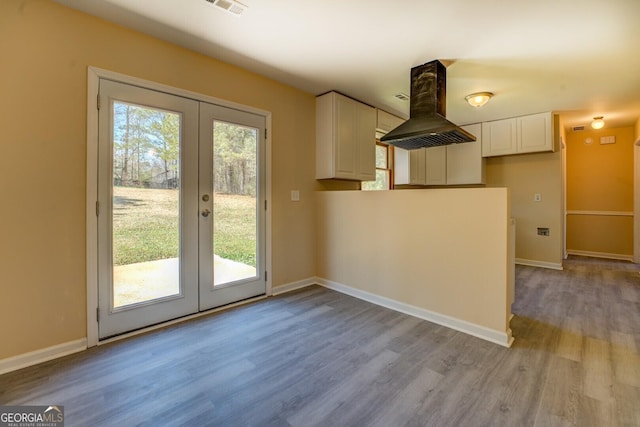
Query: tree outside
112,102,258,268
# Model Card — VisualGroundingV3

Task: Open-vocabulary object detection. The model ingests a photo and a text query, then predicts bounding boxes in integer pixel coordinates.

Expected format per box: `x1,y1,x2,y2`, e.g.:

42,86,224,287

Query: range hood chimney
381,60,475,150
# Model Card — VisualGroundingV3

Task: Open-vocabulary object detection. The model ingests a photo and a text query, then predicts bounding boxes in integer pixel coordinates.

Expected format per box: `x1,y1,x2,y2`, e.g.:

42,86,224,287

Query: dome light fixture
591,116,605,130
465,92,494,108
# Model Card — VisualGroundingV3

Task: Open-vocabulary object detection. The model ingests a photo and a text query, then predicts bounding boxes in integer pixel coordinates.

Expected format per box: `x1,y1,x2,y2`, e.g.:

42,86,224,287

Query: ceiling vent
205,0,247,16
394,92,409,102
572,125,586,132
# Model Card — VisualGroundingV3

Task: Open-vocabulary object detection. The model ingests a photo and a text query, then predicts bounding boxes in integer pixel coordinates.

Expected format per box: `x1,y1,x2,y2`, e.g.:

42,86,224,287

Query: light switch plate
291,190,300,201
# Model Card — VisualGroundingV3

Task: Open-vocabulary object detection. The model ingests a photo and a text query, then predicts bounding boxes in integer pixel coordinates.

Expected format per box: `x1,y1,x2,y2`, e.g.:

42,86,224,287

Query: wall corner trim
0,338,87,375
317,278,514,348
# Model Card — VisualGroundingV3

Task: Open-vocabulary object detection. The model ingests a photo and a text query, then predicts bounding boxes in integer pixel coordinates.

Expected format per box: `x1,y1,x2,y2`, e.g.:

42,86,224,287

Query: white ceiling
56,0,640,130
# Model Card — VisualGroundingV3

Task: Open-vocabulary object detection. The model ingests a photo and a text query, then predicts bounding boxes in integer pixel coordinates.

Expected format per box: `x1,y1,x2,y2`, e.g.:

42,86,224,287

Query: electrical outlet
291,190,300,201
534,193,542,202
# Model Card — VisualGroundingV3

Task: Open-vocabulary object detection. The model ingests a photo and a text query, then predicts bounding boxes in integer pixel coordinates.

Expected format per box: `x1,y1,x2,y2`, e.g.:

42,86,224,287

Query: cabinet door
315,93,333,179
357,103,376,181
409,148,426,185
425,146,447,185
517,112,553,153
482,118,517,157
447,123,485,184
334,95,358,179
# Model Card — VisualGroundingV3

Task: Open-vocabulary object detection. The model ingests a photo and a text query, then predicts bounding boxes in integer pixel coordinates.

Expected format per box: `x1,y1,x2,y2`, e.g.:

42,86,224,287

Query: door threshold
97,294,267,346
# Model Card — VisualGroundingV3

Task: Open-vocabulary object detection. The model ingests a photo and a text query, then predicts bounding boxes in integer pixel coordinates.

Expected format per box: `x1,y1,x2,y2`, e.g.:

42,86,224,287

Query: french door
97,79,266,339
198,103,266,309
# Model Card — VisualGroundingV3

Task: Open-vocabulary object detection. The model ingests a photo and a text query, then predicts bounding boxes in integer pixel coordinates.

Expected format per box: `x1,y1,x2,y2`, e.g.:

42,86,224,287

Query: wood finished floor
1,256,639,426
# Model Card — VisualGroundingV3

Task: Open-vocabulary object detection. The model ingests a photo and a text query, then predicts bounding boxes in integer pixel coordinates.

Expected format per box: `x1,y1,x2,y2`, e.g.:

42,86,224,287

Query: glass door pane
212,121,258,286
112,102,181,307
98,79,199,339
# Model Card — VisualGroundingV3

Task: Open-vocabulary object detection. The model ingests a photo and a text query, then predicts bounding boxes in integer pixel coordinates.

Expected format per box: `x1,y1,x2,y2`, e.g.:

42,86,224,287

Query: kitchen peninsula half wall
316,188,514,347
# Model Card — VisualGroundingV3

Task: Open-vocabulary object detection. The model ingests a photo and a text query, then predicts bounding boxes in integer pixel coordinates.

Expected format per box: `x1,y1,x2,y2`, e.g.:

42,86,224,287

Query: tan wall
565,127,634,257
485,137,564,267
566,215,633,255
0,0,317,359
316,189,512,337
635,118,640,263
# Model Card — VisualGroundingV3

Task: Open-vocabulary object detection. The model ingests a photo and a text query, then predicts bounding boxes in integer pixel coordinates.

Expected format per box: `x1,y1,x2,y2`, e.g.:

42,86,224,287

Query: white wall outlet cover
534,193,542,202
291,190,300,201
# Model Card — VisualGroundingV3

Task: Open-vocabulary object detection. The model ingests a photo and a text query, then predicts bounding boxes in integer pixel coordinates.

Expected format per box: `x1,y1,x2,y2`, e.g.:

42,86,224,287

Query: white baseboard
0,279,323,376
566,250,634,262
271,277,318,295
2,274,516,374
317,278,514,348
516,258,564,270
0,338,87,375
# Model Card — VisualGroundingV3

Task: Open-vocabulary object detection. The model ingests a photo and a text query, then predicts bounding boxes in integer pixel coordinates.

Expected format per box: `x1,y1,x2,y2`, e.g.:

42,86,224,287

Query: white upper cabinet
316,91,376,180
482,118,517,156
447,123,485,185
425,146,447,185
517,112,553,154
409,148,426,185
395,124,485,186
482,112,554,157
398,147,443,186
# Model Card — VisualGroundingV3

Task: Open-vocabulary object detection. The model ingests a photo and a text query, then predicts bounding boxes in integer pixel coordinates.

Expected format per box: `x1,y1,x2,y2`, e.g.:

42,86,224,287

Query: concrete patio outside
113,255,256,307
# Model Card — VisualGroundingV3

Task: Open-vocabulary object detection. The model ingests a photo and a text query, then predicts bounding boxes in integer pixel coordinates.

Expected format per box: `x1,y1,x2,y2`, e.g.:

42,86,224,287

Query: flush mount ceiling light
205,0,247,16
465,92,493,108
591,116,605,129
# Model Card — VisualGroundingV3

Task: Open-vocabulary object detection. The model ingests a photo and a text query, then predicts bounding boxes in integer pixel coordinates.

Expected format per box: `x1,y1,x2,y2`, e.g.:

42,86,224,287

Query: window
362,142,393,191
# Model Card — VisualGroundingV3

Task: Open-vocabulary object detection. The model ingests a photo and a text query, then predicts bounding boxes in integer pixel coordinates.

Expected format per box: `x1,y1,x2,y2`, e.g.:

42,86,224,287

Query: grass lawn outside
113,186,257,267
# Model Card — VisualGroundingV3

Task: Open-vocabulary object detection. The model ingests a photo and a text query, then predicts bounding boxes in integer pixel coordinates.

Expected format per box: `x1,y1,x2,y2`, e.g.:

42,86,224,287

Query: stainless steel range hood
381,60,475,149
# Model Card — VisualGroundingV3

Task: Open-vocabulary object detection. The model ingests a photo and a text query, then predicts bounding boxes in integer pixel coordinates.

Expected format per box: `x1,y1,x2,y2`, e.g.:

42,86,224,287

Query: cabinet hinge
96,307,100,322
96,201,100,217
264,128,267,139
97,94,101,110
264,200,267,211
265,271,267,282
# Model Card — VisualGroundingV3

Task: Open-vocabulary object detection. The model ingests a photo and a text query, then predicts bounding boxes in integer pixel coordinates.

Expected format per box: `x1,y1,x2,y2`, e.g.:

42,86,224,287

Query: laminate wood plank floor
1,256,639,426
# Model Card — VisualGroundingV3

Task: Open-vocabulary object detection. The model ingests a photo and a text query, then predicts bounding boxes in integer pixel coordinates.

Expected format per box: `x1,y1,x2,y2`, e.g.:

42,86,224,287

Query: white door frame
561,133,567,260
86,67,272,347
635,135,640,264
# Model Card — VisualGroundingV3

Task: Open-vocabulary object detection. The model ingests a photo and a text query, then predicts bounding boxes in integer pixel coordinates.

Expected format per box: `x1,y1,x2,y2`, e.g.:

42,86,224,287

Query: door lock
201,209,211,217
202,194,210,202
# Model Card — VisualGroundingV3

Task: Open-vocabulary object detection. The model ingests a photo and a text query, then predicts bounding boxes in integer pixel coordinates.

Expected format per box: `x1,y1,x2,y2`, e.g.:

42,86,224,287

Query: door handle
201,209,211,218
